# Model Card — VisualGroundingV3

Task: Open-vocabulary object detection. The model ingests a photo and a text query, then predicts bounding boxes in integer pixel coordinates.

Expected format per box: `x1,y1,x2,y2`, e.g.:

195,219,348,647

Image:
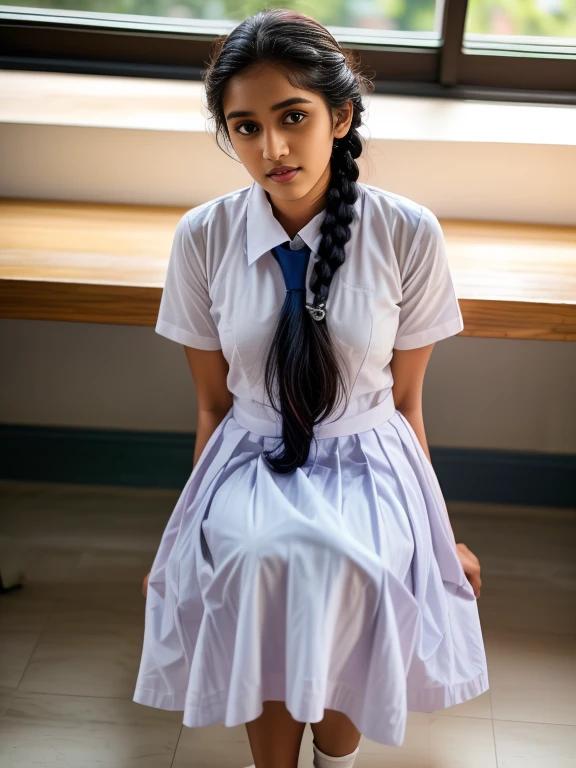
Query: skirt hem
133,667,489,747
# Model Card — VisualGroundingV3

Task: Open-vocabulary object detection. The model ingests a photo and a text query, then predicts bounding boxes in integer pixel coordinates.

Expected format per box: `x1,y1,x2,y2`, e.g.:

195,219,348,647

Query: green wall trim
1,424,574,507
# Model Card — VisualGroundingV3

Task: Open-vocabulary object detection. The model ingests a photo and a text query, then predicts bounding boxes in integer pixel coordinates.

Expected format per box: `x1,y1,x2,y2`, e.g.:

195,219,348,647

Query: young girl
134,8,489,767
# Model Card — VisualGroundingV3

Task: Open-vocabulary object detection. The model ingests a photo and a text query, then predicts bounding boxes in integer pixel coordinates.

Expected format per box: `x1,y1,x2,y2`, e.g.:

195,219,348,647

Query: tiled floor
0,479,574,767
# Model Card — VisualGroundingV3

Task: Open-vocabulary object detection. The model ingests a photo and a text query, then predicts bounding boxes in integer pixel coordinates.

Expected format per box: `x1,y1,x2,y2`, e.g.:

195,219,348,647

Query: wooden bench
1,198,575,341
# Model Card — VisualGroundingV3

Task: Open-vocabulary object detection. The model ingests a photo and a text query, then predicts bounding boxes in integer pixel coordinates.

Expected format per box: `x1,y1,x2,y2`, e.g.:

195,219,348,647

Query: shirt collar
245,180,326,266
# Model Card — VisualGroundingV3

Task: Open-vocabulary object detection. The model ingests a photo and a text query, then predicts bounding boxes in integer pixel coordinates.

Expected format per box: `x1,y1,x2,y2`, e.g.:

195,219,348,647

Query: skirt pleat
133,407,489,747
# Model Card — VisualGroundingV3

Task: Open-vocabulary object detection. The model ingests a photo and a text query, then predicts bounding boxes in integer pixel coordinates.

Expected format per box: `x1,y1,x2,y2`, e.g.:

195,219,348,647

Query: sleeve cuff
393,314,464,350
155,319,222,350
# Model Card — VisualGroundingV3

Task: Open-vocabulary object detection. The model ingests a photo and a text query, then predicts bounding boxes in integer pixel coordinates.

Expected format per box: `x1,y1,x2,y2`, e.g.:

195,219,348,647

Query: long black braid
203,8,375,473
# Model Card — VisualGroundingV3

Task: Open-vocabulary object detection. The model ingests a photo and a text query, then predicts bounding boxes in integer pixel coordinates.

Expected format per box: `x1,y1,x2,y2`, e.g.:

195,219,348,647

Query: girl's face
222,62,352,204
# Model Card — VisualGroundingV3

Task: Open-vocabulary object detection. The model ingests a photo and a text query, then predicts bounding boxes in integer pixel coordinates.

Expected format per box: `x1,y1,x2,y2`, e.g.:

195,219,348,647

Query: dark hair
202,8,374,474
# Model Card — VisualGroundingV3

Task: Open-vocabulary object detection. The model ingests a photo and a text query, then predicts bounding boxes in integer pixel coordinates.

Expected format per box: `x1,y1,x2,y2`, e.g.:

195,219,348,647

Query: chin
265,181,302,196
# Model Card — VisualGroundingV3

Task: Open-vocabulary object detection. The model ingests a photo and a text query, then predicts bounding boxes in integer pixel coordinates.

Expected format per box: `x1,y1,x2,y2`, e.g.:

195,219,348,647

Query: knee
310,709,362,757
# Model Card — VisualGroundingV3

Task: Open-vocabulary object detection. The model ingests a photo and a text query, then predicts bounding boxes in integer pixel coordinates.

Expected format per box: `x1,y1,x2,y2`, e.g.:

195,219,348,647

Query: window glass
465,0,576,47
2,0,441,32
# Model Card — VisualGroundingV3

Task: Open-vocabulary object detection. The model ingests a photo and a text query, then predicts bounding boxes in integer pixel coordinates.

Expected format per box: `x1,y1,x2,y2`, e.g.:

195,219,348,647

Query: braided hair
203,8,374,474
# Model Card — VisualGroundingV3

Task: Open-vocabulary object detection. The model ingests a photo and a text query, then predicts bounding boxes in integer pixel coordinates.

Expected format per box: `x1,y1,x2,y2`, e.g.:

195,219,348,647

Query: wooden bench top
1,198,575,341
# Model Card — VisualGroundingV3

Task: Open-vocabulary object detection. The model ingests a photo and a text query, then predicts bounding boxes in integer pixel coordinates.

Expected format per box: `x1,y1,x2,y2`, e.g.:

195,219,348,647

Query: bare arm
142,345,231,598
390,342,482,599
390,342,435,462
183,345,233,469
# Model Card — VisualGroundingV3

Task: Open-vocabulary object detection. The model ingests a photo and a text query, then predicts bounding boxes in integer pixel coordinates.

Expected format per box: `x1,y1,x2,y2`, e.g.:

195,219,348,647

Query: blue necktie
271,240,312,295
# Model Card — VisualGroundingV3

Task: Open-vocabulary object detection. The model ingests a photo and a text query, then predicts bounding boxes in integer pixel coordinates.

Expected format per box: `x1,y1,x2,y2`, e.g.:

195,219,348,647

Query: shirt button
290,235,304,250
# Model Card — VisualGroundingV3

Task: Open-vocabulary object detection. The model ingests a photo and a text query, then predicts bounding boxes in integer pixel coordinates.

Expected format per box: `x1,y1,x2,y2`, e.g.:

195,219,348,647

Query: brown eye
234,112,306,136
285,111,306,124
235,122,258,136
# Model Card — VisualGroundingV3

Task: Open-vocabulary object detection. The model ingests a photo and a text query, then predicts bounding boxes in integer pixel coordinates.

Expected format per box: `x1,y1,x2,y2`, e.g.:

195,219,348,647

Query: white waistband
232,391,396,439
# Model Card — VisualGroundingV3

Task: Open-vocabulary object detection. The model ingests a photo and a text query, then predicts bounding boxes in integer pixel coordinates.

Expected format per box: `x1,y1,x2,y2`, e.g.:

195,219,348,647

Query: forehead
222,63,320,111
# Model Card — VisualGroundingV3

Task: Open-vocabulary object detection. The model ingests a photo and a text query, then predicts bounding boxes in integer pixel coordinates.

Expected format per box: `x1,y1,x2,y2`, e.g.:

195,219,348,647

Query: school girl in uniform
133,8,489,768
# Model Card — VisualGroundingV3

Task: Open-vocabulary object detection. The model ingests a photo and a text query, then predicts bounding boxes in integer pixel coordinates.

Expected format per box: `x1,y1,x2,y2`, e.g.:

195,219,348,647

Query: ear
333,99,354,139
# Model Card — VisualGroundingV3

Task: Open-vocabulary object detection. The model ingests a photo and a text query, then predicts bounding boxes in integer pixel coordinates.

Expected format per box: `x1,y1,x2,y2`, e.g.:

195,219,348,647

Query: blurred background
3,0,576,36
0,1,575,765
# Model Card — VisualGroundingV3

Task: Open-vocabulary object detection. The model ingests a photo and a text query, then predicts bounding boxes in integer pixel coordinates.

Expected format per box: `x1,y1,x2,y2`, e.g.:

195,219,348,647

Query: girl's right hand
142,571,150,598
455,542,482,598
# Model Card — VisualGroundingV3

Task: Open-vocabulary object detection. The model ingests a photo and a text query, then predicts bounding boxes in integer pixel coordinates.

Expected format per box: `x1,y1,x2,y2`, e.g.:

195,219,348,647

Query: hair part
202,8,375,473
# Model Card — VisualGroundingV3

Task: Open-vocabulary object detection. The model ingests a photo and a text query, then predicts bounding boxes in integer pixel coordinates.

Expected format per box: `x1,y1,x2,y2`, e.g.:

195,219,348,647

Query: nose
262,129,288,161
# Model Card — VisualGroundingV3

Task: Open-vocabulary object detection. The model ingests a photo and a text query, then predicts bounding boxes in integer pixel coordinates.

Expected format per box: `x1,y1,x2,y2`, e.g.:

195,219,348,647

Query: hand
455,542,482,599
142,571,150,598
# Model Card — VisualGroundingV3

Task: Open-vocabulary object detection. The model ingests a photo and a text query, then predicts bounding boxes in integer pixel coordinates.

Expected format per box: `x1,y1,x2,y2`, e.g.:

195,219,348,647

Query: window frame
0,0,574,105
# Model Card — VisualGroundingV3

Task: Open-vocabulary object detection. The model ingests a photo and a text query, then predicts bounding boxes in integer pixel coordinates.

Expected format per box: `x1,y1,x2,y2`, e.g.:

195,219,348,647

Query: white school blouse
155,180,464,428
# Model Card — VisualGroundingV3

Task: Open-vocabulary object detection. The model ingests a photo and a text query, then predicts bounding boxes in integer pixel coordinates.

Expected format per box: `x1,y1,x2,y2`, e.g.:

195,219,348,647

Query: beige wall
0,319,574,453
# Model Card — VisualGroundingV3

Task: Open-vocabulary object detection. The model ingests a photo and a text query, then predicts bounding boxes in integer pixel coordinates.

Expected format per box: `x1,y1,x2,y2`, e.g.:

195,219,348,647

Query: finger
466,573,482,598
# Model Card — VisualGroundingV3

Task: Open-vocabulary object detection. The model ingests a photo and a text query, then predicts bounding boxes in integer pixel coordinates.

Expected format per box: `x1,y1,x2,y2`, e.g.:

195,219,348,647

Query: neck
266,163,331,240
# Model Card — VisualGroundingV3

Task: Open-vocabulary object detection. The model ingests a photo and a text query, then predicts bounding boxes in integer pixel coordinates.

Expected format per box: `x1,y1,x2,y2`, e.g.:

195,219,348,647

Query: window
0,1,574,103
465,0,576,41
1,0,444,29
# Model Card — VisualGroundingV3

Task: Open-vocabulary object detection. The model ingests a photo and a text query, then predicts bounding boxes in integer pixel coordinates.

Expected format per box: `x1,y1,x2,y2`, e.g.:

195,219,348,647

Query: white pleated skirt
133,394,489,747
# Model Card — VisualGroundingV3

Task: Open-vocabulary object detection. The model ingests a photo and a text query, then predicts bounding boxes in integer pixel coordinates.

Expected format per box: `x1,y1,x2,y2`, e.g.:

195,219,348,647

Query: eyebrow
225,97,314,121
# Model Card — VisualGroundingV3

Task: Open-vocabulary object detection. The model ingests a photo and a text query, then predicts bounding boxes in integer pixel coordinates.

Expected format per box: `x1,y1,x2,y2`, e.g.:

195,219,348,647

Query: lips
268,167,299,175
268,168,300,184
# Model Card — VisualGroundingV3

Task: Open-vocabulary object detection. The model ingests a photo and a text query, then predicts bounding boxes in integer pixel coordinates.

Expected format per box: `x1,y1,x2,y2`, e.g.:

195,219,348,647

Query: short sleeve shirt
156,180,464,422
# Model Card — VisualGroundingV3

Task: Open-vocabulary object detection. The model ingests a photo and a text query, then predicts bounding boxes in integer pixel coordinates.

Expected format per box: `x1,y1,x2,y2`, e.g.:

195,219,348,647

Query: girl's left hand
455,542,482,598
142,571,150,598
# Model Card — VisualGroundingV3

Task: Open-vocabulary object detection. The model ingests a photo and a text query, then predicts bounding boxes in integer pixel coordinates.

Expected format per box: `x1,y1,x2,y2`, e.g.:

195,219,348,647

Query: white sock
312,739,360,768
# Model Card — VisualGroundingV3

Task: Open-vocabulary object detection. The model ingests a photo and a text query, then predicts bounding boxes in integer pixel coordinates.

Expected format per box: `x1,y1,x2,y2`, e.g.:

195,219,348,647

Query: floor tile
429,714,497,767
493,719,576,767
0,691,182,767
356,711,430,766
17,622,144,699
